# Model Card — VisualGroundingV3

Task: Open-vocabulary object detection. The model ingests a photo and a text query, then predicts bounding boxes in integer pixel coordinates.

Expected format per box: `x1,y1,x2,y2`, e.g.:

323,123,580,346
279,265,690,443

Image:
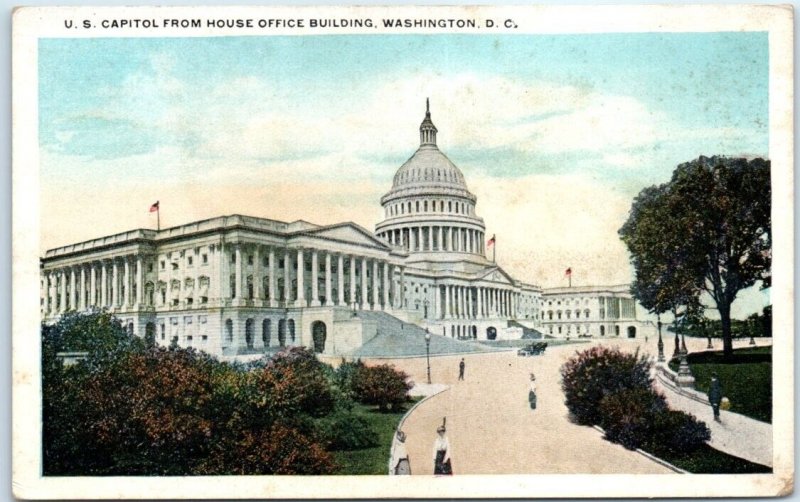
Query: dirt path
378,345,673,475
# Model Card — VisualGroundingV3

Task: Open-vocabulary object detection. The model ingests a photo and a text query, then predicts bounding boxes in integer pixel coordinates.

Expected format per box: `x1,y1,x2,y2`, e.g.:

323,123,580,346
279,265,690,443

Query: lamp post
749,318,757,346
425,329,432,384
657,318,665,362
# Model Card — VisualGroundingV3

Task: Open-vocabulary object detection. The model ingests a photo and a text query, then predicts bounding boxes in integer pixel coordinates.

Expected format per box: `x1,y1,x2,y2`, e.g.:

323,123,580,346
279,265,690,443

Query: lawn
649,443,772,474
669,346,772,423
331,401,414,475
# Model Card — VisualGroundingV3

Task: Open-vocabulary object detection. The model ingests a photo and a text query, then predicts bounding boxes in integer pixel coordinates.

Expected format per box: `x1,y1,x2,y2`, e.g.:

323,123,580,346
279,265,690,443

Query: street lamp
425,329,432,384
657,318,665,362
749,318,757,346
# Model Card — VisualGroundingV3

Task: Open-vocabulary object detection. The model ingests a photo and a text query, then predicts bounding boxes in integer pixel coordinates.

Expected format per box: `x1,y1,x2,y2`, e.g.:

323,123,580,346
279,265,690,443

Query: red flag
487,234,496,247
565,267,572,276
149,201,159,212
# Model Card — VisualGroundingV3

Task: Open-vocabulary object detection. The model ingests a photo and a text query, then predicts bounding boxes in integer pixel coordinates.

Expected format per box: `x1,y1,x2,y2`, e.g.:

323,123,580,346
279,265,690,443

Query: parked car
517,342,548,356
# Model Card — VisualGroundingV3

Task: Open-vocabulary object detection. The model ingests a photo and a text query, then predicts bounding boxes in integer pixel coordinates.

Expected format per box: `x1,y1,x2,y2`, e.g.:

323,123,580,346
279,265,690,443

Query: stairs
351,310,501,358
508,319,545,339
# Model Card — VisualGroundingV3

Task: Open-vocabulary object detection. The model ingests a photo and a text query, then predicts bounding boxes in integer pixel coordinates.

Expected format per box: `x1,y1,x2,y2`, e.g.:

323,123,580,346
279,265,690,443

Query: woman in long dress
432,424,453,475
528,373,537,410
392,430,411,475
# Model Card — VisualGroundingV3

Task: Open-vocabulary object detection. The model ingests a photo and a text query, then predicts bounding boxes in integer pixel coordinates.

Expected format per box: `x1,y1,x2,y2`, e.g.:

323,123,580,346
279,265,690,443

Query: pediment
479,266,516,285
299,223,388,249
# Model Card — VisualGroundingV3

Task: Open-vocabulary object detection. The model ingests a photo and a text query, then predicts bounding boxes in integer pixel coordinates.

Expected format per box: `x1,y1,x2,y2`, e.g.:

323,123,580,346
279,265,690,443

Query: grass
647,443,772,474
331,400,415,475
669,346,772,423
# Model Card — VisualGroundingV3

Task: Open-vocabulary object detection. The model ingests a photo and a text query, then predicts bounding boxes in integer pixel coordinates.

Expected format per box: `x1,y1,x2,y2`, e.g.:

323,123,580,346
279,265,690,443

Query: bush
317,410,379,451
599,388,668,450
644,410,711,455
560,345,653,425
351,364,411,412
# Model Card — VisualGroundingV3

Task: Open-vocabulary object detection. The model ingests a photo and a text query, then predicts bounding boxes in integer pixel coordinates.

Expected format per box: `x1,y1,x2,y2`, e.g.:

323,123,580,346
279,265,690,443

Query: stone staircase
508,320,545,339
352,310,502,358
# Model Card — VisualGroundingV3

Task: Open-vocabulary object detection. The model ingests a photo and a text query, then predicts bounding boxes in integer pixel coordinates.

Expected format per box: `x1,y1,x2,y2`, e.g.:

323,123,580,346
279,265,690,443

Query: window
187,336,193,341
202,254,208,264
188,256,193,266
201,296,208,304
231,253,236,263
172,262,179,270
201,335,208,341
148,263,153,273
160,260,165,270
248,255,254,265
160,323,165,340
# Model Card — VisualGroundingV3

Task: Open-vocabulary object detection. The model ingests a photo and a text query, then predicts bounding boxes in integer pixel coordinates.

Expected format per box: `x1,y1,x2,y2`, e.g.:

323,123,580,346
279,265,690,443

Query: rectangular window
201,335,208,341
188,256,193,266
231,253,236,263
172,262,179,270
187,335,193,341
160,261,165,270
247,255,254,265
148,263,153,273
202,254,208,264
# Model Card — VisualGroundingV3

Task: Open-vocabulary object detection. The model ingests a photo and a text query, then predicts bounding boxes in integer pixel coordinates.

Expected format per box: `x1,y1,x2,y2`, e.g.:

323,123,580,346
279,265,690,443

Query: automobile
517,342,548,356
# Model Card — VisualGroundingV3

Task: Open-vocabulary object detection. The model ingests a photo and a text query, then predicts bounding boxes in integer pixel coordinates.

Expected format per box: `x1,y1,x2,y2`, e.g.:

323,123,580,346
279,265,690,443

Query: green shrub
351,364,411,412
599,388,668,450
560,345,653,425
644,410,711,455
317,411,379,451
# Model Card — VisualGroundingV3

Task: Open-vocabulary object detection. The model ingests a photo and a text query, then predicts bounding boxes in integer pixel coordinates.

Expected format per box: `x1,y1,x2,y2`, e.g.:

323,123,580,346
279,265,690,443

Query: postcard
12,4,793,499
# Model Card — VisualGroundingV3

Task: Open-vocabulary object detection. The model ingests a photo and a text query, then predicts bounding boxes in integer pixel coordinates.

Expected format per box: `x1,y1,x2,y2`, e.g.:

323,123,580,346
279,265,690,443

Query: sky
38,33,770,318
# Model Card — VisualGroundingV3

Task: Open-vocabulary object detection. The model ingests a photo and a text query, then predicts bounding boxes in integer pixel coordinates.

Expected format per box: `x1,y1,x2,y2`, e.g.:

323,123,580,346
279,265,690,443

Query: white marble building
40,102,654,356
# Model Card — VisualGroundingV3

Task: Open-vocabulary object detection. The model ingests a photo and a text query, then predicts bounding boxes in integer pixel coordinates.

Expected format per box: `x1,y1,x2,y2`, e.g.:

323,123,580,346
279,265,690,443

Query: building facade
40,102,654,356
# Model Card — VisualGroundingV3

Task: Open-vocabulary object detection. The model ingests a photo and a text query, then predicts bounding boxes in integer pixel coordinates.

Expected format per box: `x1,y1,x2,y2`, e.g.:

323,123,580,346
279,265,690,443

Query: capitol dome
375,100,488,263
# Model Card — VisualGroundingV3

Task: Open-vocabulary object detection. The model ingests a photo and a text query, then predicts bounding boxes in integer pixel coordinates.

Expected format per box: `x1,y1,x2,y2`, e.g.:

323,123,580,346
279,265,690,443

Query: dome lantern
419,98,438,146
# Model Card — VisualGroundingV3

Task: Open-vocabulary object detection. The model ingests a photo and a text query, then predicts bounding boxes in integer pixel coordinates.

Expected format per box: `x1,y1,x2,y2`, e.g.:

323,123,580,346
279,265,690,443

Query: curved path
377,342,673,475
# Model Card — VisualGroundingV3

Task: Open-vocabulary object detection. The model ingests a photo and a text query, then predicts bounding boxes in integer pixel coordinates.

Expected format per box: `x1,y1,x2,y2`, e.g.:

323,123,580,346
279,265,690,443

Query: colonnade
41,255,145,316
377,225,485,254
222,244,405,311
439,284,520,320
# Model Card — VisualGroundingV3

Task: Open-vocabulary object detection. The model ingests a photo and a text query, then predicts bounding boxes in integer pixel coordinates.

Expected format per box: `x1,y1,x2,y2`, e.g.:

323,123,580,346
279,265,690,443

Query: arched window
288,319,296,343
262,319,271,347
245,319,254,349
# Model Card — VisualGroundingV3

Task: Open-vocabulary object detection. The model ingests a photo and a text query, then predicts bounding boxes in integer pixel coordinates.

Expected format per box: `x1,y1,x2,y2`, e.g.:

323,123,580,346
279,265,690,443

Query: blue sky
38,33,770,315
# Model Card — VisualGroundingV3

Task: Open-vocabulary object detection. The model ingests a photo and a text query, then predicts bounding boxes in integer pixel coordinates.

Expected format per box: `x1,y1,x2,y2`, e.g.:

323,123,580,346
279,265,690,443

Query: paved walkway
648,337,773,467
378,346,673,474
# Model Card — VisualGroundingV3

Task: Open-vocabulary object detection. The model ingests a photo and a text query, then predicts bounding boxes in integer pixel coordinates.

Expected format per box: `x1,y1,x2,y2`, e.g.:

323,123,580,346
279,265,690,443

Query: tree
351,364,411,412
620,156,771,360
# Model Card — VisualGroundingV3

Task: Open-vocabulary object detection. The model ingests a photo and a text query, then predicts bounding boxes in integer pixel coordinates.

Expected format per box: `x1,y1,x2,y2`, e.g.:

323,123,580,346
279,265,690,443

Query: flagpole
157,207,160,231
492,240,495,263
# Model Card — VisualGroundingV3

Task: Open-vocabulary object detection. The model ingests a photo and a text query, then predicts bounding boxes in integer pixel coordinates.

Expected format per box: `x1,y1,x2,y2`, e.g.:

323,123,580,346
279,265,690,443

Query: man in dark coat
458,358,465,381
708,372,723,422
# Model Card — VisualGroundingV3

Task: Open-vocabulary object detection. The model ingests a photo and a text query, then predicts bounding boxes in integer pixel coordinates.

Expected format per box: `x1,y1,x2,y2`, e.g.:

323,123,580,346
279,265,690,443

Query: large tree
620,156,771,359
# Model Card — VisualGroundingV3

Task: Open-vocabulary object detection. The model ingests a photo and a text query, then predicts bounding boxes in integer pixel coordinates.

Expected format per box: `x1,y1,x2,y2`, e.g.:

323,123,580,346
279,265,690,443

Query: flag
487,234,496,247
565,267,572,276
149,201,159,212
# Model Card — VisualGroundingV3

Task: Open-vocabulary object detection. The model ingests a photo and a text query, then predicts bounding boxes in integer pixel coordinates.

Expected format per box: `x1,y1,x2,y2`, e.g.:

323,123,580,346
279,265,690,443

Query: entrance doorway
486,326,497,340
312,321,327,353
627,326,636,338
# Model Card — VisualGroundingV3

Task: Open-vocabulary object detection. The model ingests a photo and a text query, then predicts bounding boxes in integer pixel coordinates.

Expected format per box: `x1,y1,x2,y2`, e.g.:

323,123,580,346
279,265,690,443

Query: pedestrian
391,430,411,475
528,373,537,410
432,421,453,475
458,358,465,381
708,372,723,422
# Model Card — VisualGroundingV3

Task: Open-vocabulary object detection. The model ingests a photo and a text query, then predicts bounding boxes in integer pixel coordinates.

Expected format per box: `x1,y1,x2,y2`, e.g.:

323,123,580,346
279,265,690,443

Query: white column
476,286,483,319
311,250,320,306
360,258,369,310
337,254,345,306
283,250,292,304
111,260,119,308
349,256,356,306
68,267,76,311
295,249,305,307
268,248,277,307
428,227,433,251
409,227,416,252
444,285,451,319
90,264,97,307
135,256,143,308
122,259,130,308
233,245,243,304
461,287,467,319
253,246,262,302
452,286,459,319
325,253,333,307
438,227,443,251
79,266,87,310
382,262,389,310
399,266,405,309
58,270,67,313
434,284,441,319
372,260,379,310
466,287,472,319
43,271,51,315
100,262,108,308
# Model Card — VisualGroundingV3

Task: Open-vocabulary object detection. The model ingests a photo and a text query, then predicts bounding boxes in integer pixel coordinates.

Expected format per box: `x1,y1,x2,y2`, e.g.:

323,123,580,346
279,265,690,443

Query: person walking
458,358,465,381
528,373,537,410
708,372,723,422
433,422,453,475
391,430,411,475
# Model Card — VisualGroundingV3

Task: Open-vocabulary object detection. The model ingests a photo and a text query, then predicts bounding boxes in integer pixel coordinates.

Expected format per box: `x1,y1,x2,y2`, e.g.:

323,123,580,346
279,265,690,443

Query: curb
387,385,451,474
590,425,688,474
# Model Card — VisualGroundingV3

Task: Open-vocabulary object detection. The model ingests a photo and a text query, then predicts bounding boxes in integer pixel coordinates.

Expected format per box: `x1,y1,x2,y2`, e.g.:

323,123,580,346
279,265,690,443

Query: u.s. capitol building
40,103,654,356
